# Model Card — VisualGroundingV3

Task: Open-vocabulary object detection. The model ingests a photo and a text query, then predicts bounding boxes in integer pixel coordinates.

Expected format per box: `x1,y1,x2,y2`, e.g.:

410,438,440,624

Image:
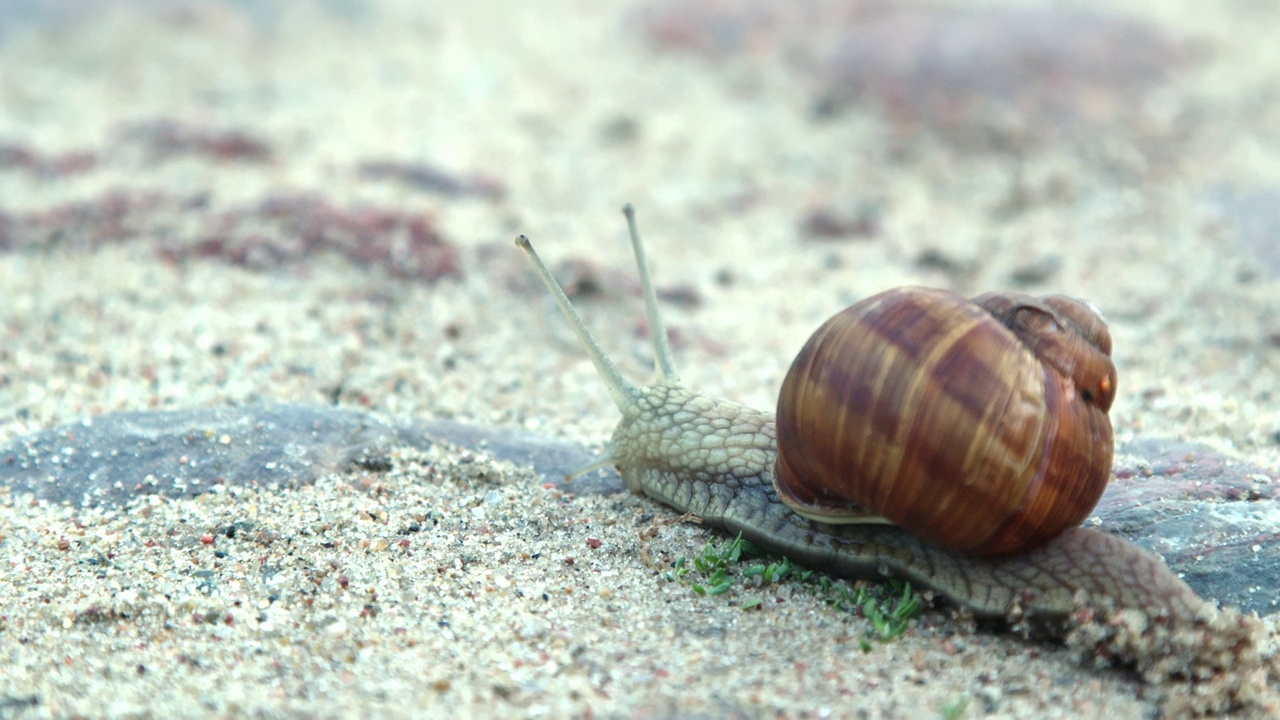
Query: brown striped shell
773,287,1116,557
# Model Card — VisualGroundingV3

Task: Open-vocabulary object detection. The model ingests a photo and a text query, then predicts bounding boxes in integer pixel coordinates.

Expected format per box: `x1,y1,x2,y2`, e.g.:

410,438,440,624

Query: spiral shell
773,286,1116,556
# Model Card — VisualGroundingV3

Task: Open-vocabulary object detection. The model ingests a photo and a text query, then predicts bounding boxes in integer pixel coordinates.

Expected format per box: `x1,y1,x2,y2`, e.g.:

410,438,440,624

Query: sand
1,0,1278,717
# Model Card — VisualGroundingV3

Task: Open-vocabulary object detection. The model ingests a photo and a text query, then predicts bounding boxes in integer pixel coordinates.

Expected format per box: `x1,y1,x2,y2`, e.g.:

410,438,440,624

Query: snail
514,205,1208,626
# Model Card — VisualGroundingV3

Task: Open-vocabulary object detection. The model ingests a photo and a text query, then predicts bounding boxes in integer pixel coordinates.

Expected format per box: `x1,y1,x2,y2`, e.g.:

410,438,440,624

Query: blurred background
2,0,1279,469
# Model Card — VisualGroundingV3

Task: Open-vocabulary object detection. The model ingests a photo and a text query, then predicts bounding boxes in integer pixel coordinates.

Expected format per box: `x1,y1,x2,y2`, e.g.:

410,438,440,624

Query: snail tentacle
622,204,680,383
516,234,639,413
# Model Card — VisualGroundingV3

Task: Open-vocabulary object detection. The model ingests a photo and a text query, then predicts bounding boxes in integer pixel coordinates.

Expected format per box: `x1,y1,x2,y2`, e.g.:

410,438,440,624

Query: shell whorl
773,286,1115,556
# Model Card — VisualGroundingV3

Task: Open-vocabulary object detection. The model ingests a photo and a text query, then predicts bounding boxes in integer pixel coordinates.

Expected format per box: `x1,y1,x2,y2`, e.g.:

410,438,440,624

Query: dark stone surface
1,405,401,507
2,404,1276,615
1103,439,1279,616
0,405,620,508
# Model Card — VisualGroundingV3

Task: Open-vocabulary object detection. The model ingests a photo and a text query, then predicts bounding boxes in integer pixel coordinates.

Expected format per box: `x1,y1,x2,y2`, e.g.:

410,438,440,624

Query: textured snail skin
611,382,1207,625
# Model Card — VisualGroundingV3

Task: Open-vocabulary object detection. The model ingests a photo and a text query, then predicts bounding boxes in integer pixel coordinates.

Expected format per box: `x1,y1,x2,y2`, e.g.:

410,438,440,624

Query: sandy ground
1,0,1279,717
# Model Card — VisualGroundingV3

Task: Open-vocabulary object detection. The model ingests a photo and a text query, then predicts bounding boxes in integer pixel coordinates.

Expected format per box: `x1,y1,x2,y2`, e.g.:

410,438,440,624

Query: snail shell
773,286,1117,556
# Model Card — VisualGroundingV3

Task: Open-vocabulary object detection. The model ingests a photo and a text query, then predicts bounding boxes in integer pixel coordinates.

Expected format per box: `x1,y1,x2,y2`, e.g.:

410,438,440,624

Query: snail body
514,207,1203,623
